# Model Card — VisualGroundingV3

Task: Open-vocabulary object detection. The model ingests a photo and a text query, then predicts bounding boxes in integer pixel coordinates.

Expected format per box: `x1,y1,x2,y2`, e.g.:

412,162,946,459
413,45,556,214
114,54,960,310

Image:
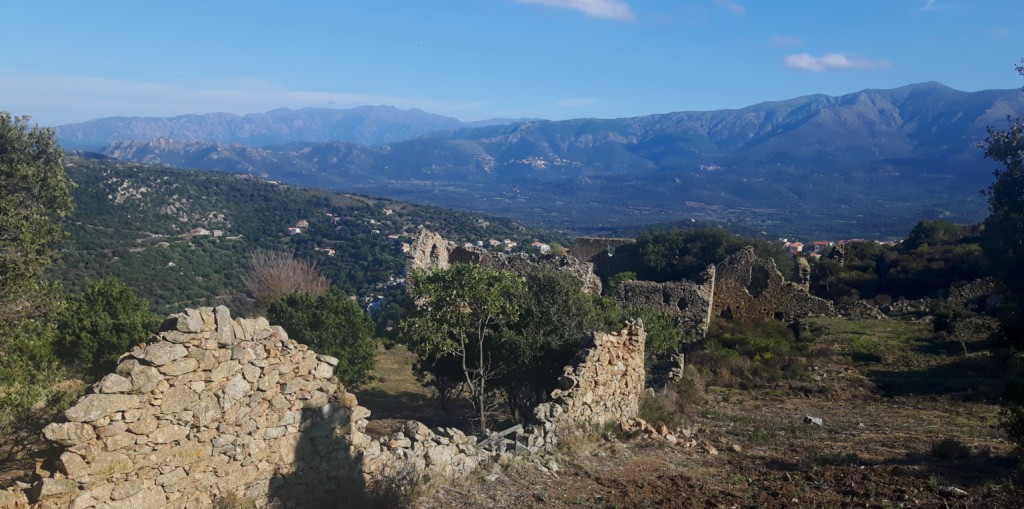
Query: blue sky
1,0,1021,126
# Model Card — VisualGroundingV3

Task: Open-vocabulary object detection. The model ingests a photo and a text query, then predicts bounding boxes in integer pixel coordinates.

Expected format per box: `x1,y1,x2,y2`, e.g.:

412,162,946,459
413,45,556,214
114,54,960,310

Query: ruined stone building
407,227,602,294
20,306,648,508
581,239,836,340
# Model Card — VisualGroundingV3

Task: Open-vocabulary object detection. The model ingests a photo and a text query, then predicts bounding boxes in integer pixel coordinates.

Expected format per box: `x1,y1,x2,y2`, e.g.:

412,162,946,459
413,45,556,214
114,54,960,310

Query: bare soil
417,317,1023,508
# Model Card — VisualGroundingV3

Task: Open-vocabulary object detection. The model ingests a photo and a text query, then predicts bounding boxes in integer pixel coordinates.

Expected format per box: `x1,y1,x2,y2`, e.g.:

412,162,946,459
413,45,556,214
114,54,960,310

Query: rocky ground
413,317,1022,508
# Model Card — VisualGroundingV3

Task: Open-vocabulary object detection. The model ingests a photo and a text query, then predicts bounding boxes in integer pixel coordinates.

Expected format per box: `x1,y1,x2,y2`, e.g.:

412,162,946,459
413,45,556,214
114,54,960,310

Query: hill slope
54,155,550,313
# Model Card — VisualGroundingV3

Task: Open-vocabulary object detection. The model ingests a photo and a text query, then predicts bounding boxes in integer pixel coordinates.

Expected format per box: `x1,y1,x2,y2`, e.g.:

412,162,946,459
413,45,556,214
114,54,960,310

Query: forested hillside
52,155,553,313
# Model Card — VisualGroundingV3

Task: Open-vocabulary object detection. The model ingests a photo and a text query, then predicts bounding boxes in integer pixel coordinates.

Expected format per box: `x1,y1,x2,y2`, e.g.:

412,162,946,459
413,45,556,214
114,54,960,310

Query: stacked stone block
528,320,646,449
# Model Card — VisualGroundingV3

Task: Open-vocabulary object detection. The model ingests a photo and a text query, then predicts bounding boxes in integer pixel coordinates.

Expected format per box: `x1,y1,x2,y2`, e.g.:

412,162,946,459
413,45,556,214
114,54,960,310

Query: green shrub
692,319,810,386
1000,372,1024,448
55,278,161,376
269,289,376,388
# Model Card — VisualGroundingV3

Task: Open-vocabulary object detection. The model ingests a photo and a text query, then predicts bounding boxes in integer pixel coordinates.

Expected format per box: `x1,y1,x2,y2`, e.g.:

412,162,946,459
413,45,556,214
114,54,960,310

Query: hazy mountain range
77,82,1023,239
56,105,527,148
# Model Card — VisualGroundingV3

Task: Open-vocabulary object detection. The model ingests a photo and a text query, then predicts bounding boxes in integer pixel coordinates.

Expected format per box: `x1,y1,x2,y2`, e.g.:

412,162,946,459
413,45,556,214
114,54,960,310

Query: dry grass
354,343,437,423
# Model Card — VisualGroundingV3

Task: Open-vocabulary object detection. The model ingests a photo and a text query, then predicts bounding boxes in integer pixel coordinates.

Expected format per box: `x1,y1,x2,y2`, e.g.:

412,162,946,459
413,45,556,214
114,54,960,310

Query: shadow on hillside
763,450,1021,492
354,389,470,430
868,354,1003,400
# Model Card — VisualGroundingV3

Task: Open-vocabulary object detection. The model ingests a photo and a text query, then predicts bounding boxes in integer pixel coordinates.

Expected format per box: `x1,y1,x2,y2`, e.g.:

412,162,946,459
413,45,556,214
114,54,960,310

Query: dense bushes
810,222,986,302
690,319,812,387
55,278,161,376
268,289,377,388
633,227,793,283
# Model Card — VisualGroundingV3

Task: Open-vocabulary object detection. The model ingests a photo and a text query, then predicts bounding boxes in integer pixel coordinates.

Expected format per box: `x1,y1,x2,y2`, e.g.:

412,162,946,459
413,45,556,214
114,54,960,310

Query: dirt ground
414,317,1024,508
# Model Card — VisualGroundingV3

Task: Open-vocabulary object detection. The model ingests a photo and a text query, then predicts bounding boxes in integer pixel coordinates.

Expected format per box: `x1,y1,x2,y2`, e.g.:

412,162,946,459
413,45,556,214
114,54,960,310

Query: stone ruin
711,246,835,322
17,307,648,508
407,227,602,294
578,238,836,335
527,320,646,449
613,267,716,342
570,237,637,263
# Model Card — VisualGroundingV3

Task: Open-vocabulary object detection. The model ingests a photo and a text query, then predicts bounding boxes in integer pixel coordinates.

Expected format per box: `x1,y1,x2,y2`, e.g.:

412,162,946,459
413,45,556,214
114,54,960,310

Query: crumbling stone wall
947,278,999,313
713,247,836,322
407,228,602,294
29,307,483,509
526,320,646,450
26,306,651,508
613,267,715,341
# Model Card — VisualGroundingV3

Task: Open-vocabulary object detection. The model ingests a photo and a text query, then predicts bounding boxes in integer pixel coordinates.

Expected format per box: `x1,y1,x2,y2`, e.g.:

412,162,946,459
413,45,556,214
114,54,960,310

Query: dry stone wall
613,267,715,341
29,307,484,509
526,320,647,450
26,306,650,508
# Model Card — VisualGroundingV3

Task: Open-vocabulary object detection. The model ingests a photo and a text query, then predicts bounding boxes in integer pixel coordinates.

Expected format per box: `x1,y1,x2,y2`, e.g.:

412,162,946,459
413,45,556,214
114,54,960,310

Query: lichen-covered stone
95,373,133,394
138,342,188,366
64,394,141,423
43,422,97,447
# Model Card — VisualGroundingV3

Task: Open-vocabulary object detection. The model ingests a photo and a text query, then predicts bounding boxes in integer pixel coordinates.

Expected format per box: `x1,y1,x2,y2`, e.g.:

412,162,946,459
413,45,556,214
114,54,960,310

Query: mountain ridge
56,105,529,149
95,83,1022,238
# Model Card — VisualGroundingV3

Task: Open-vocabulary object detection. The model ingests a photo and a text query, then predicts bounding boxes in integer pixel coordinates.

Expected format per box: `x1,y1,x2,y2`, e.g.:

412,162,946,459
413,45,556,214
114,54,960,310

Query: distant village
780,238,900,259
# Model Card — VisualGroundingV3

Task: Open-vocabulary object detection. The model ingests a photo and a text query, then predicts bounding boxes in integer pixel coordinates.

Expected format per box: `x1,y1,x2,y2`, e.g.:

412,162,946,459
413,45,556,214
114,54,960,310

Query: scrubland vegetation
2,62,1024,507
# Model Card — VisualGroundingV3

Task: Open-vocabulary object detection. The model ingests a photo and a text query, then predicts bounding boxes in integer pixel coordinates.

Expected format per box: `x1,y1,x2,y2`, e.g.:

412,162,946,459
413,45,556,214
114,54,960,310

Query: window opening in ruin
429,244,441,265
747,265,770,298
720,307,734,319
774,311,785,321
608,244,616,257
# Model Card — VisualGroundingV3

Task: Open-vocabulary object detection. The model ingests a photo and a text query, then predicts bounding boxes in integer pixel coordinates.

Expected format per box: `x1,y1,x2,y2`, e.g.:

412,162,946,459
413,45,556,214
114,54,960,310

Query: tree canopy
0,113,73,321
401,264,525,430
55,278,161,376
0,112,74,430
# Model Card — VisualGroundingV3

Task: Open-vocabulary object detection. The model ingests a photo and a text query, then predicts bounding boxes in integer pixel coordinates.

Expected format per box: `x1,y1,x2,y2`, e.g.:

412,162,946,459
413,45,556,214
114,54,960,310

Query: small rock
939,486,968,498
803,415,823,426
730,444,742,453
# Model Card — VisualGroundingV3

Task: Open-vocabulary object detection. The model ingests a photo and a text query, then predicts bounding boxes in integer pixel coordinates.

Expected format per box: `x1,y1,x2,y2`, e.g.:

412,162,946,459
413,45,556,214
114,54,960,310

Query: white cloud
515,0,635,21
556,97,596,107
714,0,745,15
0,72,488,126
783,53,890,72
770,35,804,48
922,0,938,11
